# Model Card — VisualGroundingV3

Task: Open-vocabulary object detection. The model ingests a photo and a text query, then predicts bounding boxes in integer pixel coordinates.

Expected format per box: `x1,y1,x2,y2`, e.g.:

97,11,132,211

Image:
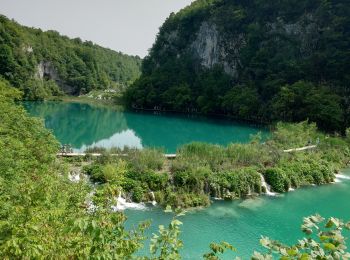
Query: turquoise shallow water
125,170,350,259
23,101,267,153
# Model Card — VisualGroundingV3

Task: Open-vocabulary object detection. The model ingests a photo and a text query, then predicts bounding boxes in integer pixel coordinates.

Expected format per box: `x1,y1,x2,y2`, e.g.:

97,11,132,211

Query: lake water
23,101,350,258
23,101,267,153
125,170,350,259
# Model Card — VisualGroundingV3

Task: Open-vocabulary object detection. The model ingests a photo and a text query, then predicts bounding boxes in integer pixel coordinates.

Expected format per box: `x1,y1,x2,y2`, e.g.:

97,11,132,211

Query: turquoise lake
23,101,350,259
23,101,267,153
125,171,350,259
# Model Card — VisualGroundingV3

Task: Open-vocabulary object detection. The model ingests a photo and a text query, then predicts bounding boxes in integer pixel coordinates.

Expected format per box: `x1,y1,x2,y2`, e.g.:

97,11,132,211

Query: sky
0,0,194,57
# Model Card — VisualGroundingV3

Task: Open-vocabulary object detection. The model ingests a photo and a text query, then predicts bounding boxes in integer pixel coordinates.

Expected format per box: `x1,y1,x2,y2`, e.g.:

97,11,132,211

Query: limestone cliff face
191,22,245,77
36,61,58,80
191,22,220,70
162,12,319,79
35,61,75,94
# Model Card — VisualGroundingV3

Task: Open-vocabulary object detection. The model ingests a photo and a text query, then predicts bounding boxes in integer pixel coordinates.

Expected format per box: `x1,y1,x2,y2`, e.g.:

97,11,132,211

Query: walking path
57,152,177,159
283,145,317,153
57,145,316,158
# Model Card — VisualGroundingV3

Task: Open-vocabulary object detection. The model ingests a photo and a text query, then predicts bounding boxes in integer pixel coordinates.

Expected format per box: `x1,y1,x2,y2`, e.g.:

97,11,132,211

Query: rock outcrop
36,61,75,94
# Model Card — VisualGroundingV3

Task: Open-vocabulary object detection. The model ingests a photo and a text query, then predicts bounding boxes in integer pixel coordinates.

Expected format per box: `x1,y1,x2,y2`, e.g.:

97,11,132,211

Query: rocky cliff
126,0,350,132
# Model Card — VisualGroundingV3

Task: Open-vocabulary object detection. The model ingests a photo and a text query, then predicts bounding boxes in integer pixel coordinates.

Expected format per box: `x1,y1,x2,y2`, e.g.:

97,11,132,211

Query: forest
125,0,350,132
0,15,141,100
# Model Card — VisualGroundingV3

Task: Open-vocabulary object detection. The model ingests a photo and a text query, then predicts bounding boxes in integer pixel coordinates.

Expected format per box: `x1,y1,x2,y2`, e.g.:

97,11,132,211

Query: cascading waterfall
149,191,157,206
68,171,81,182
213,186,223,200
86,191,97,212
335,173,350,183
259,173,276,196
247,186,252,196
112,193,146,211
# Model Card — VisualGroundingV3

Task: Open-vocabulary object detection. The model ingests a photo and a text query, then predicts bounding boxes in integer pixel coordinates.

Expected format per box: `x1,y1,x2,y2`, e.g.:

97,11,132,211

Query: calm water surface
125,170,350,259
23,101,267,153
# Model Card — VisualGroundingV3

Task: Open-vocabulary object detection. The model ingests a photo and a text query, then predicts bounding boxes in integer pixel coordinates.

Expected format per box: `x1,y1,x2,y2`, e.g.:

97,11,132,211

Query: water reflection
79,129,142,152
23,101,268,153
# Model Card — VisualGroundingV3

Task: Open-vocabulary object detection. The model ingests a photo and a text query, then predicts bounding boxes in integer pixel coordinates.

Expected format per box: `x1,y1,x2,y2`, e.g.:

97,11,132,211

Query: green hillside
0,15,141,99
126,0,350,132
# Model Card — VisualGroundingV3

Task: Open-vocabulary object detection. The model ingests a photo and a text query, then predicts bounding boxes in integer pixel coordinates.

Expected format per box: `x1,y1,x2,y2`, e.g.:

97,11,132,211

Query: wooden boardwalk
57,152,177,159
283,145,317,153
57,145,316,158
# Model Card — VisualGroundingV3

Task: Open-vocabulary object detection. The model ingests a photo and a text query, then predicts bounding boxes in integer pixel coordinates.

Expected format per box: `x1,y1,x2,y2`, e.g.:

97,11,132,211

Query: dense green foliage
126,0,350,132
0,79,149,258
0,15,141,99
82,121,350,209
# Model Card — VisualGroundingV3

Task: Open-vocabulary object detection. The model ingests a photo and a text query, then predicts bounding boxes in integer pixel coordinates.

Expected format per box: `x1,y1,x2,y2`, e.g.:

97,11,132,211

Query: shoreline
46,96,272,130
50,95,124,110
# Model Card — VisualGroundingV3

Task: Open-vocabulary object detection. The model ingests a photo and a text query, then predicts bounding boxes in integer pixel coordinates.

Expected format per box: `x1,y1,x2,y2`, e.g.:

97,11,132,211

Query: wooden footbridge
57,152,177,159
283,145,317,153
57,145,316,159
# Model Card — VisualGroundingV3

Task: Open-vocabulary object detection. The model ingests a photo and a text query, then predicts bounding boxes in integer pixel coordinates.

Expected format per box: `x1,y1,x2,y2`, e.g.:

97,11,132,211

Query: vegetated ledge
64,121,350,209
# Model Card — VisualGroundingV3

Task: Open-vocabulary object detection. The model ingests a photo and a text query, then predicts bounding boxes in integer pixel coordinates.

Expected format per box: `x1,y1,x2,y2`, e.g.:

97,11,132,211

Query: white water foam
337,174,350,180
112,195,147,211
260,174,276,196
86,191,98,213
150,191,157,206
334,173,350,183
68,172,81,182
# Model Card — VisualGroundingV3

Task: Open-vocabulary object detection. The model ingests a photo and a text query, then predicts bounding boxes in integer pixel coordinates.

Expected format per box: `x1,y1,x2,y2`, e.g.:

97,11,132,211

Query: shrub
264,168,288,193
131,185,144,203
83,164,105,183
128,148,165,172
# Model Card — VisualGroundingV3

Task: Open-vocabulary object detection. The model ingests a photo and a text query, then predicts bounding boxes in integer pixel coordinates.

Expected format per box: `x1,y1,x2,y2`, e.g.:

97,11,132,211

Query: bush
83,164,104,182
131,185,144,203
264,168,289,193
128,148,165,172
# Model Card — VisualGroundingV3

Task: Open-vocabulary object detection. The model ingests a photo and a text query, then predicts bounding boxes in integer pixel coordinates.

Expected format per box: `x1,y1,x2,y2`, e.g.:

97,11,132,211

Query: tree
272,81,343,132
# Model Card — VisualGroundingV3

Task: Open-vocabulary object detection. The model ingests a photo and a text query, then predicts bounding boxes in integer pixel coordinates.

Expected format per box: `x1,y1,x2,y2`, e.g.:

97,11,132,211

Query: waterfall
68,171,80,182
247,186,252,196
335,173,350,183
112,194,146,211
150,191,157,206
260,173,276,196
86,191,97,213
212,185,223,200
